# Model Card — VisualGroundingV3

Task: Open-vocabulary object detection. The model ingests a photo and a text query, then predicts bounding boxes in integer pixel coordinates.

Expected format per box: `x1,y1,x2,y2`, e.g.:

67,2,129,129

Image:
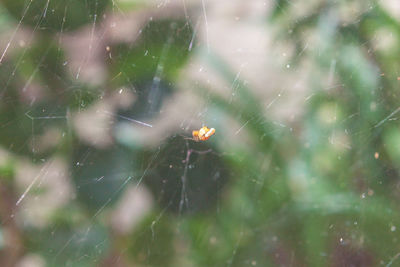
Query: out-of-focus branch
0,180,24,267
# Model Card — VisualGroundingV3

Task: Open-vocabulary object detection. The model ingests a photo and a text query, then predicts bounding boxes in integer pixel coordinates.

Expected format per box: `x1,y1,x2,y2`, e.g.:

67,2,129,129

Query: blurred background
0,0,400,266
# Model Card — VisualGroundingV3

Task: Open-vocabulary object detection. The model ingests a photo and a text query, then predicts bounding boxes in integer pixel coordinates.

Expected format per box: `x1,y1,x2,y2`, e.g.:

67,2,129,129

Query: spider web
1,0,400,266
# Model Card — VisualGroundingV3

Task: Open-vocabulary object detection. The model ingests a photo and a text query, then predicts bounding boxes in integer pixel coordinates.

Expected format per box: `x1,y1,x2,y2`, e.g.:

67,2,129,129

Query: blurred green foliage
2,0,110,32
0,0,400,266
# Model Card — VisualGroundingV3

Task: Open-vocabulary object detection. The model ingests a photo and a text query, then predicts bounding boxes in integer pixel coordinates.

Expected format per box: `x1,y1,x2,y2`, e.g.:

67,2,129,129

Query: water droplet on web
209,236,217,244
286,64,290,68
367,188,374,196
391,226,396,232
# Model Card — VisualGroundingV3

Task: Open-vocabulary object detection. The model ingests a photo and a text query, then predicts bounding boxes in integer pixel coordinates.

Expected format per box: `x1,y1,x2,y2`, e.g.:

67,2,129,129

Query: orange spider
192,126,215,141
